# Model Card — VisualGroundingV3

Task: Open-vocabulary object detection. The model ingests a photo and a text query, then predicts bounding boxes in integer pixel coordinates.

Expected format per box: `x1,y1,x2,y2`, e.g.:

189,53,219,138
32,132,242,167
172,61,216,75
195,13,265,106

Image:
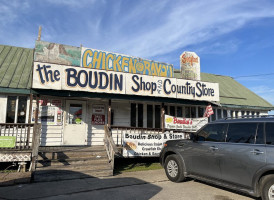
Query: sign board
165,115,208,132
32,62,219,102
92,114,105,125
123,132,185,157
180,51,200,80
92,105,105,114
0,136,16,148
81,47,174,77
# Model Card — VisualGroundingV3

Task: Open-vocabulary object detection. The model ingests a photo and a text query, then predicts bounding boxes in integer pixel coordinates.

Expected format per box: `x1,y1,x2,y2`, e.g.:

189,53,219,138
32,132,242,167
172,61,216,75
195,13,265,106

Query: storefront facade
0,42,273,156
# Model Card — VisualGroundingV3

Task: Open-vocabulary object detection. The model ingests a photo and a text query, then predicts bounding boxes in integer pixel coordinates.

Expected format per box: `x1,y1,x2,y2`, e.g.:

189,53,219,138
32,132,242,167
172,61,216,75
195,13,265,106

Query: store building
0,41,273,157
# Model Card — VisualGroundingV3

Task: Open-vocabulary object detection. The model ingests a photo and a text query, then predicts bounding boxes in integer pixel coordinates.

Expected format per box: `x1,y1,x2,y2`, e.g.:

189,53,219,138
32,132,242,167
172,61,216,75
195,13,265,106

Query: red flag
204,105,214,118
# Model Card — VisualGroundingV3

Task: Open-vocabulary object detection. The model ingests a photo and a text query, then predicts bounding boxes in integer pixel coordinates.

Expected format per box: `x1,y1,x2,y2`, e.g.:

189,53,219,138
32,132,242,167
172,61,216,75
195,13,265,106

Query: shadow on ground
0,170,162,200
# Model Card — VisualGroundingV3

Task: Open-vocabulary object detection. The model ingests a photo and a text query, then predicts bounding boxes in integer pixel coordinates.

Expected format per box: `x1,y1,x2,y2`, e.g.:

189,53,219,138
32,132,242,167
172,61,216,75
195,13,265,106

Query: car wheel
261,175,274,200
164,154,185,183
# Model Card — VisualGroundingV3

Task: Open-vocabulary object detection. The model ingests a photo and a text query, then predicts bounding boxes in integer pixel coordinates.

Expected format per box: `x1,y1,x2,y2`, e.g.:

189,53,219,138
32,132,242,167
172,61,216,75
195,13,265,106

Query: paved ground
0,169,258,200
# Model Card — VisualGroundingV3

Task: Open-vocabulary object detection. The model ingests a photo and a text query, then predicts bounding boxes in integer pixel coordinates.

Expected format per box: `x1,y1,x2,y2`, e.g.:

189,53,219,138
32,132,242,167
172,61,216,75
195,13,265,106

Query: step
38,151,107,160
36,157,109,167
35,162,112,173
33,169,113,182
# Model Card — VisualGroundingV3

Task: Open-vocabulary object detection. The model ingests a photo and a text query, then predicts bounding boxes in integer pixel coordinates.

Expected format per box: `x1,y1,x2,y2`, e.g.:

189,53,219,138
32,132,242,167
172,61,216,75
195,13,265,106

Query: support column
108,99,111,128
26,94,33,147
161,103,165,133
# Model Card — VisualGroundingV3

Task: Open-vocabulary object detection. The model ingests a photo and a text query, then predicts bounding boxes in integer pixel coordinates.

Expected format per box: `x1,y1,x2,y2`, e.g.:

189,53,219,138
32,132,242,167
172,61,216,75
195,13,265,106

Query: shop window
131,103,144,128
147,105,153,128
130,103,136,127
211,109,216,121
223,110,228,118
111,110,114,125
185,107,190,118
155,105,161,128
138,104,143,127
6,96,27,123
198,107,204,118
170,106,175,116
190,107,196,118
217,109,222,119
164,106,168,115
177,107,183,117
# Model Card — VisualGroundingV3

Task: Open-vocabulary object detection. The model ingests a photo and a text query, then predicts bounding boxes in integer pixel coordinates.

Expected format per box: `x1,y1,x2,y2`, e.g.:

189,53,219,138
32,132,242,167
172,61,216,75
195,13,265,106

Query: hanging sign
165,115,208,132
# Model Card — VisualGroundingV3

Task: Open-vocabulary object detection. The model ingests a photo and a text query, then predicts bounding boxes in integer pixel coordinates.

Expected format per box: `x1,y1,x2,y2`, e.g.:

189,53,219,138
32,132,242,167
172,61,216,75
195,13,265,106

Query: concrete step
33,169,113,182
36,157,109,167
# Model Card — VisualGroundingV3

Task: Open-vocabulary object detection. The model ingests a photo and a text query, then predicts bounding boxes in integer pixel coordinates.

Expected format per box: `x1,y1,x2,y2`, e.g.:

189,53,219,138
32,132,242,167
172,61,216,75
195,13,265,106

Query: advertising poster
165,115,208,132
123,132,185,157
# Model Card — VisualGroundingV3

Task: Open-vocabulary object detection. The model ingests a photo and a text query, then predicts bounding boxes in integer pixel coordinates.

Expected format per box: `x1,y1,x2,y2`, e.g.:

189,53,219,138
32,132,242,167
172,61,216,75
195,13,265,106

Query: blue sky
1,0,274,107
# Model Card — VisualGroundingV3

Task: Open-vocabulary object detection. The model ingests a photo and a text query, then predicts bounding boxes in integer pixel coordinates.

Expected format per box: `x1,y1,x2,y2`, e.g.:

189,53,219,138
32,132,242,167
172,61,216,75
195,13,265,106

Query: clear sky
1,0,274,108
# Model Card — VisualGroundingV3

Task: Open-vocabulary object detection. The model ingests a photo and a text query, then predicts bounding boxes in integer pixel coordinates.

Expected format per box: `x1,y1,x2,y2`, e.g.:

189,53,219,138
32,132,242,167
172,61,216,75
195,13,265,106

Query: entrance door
63,100,87,145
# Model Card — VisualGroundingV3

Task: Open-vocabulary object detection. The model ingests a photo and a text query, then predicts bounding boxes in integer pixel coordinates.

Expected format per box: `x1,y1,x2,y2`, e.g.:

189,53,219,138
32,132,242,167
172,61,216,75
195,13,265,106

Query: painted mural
34,41,81,66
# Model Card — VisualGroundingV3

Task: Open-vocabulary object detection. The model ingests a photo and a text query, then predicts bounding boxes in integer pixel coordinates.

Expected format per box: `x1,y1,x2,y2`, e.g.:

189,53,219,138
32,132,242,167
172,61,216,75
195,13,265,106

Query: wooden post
26,94,33,147
37,26,42,41
35,95,39,124
161,103,165,133
108,99,111,128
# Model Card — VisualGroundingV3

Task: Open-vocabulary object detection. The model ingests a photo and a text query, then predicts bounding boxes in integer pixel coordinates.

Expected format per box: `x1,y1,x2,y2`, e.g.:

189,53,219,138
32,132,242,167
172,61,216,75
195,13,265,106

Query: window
131,103,143,127
217,109,222,119
256,123,264,144
6,96,28,123
185,107,196,118
177,107,183,117
226,123,258,143
211,109,216,121
266,123,274,145
130,103,136,127
198,107,204,117
197,123,228,142
138,104,143,127
185,107,190,118
170,106,175,117
155,105,161,128
223,110,228,118
147,105,153,128
69,104,82,124
164,106,168,115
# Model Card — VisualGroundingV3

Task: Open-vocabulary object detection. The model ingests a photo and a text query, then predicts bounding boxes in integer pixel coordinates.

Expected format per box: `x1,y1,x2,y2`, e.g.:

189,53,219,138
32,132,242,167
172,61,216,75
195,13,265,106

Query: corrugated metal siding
174,70,273,109
0,45,33,90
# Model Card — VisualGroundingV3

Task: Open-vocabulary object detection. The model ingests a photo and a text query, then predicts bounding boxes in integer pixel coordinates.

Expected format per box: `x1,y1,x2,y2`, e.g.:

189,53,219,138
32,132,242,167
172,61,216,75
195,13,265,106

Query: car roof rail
220,115,274,120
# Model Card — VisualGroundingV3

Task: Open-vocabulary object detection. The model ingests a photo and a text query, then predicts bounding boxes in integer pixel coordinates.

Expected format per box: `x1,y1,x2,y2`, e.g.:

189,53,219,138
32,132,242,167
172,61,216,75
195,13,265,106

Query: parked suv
160,116,274,200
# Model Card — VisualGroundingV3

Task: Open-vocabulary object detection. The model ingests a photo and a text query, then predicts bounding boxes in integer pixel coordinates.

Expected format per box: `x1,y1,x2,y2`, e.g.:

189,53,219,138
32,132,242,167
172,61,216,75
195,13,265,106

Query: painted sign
92,105,105,114
180,51,200,80
32,62,219,102
81,47,174,77
0,136,16,148
123,132,185,157
92,114,105,125
165,115,208,132
34,41,81,66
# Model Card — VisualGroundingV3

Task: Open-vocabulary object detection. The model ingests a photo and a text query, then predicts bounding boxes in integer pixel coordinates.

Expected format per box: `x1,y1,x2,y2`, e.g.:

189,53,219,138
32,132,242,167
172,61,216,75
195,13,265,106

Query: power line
233,73,274,79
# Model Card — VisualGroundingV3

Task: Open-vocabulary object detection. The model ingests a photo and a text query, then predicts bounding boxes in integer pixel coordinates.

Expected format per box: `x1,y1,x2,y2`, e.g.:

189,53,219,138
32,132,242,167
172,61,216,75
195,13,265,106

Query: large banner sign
123,132,185,157
81,47,174,77
32,62,219,102
165,115,208,132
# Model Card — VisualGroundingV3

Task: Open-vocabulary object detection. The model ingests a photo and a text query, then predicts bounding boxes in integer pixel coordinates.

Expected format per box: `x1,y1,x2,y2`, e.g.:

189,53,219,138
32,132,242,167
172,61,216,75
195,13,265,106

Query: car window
266,123,274,145
197,123,227,142
255,123,264,144
226,123,257,143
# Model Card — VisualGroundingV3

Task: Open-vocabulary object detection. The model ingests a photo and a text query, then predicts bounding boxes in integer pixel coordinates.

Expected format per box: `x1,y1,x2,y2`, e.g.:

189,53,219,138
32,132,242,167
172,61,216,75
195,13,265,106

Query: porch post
108,99,111,128
161,103,165,133
26,94,33,147
35,95,39,124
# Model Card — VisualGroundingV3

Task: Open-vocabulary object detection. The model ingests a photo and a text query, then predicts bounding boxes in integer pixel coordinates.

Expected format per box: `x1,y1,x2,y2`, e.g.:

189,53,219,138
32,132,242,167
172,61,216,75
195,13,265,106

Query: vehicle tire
164,154,185,183
260,174,274,200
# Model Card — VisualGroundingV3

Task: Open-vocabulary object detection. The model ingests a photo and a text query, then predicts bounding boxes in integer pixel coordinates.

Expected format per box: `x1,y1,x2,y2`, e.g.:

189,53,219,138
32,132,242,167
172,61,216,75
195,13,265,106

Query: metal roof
0,44,33,94
175,70,273,110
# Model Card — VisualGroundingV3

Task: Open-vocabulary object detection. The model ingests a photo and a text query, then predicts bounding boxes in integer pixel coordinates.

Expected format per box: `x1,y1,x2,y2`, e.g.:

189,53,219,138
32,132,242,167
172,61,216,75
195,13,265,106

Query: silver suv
160,116,274,200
